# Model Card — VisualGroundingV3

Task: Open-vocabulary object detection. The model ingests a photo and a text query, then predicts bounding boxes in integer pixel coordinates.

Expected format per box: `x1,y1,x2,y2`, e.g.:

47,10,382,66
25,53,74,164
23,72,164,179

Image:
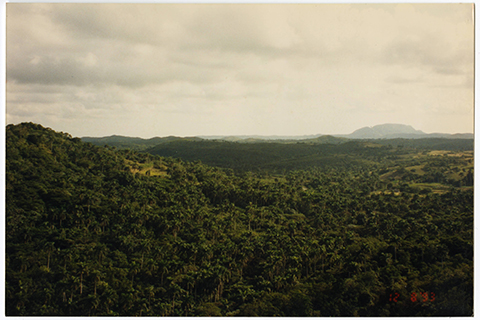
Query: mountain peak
348,124,425,139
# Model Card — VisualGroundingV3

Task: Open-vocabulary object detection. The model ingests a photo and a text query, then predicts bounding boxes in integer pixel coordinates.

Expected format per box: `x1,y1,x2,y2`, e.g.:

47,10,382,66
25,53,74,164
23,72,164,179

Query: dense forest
143,138,473,175
6,122,473,316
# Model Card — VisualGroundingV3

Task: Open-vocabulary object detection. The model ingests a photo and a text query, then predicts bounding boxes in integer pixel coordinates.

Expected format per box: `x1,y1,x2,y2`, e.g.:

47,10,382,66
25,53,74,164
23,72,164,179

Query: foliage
6,123,473,316
143,138,473,176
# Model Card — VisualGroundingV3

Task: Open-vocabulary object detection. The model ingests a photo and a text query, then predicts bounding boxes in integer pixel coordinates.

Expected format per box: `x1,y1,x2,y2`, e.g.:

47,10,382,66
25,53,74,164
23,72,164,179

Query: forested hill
144,138,472,174
6,122,473,316
82,132,473,153
82,134,473,174
146,139,384,173
82,135,203,151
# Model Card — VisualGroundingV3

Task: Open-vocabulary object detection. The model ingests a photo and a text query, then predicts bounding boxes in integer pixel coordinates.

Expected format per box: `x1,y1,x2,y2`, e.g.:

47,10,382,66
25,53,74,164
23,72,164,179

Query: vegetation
82,133,473,153
6,123,473,316
82,135,203,151
143,138,473,175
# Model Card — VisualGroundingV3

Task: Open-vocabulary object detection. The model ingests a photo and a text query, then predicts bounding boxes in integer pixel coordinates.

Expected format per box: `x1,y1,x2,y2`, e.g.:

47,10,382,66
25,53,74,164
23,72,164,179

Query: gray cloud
383,36,472,75
385,75,424,85
6,3,474,137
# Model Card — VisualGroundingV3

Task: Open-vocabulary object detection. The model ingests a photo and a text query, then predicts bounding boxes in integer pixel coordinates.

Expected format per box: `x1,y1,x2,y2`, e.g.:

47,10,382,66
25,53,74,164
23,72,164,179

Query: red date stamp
389,292,435,303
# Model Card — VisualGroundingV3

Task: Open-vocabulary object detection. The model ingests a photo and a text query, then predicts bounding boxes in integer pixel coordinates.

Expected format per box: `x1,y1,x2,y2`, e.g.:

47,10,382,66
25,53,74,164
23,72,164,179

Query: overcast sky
6,3,474,138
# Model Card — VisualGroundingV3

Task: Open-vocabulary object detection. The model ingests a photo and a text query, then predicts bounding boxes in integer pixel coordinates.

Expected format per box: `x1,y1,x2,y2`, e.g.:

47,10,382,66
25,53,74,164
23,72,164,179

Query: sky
5,3,474,138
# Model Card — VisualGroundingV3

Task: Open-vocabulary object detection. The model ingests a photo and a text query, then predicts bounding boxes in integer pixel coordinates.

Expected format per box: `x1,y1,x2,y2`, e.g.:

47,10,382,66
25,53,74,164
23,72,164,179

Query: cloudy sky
6,3,474,138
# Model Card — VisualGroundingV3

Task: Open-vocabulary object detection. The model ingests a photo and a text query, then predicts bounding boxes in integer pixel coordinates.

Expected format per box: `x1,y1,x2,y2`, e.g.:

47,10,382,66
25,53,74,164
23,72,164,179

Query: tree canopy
6,123,473,316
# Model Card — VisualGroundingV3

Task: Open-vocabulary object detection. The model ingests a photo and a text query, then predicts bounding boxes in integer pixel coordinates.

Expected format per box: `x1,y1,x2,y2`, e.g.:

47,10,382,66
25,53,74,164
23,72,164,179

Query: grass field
126,160,168,177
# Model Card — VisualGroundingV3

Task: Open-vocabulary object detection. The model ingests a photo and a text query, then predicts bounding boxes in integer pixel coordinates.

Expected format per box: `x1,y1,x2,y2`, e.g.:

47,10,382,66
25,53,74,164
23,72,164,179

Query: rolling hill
82,124,473,151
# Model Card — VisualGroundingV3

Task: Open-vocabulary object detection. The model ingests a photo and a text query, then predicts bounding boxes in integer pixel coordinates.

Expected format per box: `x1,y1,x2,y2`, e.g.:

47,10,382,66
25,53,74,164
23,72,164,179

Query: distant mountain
81,124,473,149
200,124,472,141
341,124,424,139
336,124,473,140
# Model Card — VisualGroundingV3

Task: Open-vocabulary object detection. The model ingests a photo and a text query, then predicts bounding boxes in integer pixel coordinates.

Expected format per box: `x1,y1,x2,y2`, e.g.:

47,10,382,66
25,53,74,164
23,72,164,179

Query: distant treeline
82,135,473,174
145,139,472,174
82,134,473,152
367,138,473,151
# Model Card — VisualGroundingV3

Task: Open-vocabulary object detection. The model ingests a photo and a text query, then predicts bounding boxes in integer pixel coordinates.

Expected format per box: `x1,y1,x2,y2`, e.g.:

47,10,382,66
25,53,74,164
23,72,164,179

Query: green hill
145,139,388,173
82,135,203,150
145,137,473,174
82,132,473,174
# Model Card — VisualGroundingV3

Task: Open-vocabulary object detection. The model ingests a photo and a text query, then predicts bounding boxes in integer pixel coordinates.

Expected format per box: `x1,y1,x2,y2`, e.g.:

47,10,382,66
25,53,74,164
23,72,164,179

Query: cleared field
428,150,451,156
405,164,426,175
409,182,453,193
126,160,168,176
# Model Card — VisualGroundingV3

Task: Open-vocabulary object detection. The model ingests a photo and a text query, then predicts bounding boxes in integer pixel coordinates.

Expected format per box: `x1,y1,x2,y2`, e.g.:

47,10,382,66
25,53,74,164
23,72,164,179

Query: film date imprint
389,292,436,303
